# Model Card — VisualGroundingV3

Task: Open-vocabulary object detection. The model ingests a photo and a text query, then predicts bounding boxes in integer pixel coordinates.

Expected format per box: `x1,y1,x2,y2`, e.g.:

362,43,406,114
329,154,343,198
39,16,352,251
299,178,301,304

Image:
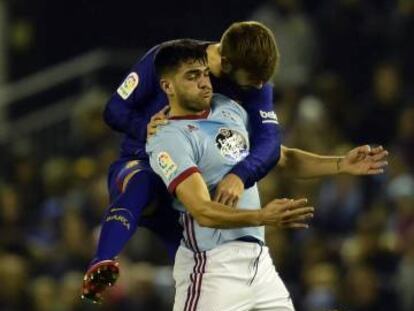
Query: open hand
339,145,388,175
262,198,314,229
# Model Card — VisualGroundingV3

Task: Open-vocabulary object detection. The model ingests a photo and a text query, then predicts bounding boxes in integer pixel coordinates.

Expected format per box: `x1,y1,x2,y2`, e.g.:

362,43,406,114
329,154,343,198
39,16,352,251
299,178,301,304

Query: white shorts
173,241,295,311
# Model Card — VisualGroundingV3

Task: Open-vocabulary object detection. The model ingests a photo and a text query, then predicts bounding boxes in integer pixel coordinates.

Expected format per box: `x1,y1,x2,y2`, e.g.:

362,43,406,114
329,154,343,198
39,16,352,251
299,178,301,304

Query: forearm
193,200,263,229
278,146,345,179
175,172,263,228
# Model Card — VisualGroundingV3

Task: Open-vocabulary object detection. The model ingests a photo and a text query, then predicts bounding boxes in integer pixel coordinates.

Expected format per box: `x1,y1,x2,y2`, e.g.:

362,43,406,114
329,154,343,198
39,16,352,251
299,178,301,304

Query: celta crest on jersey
215,128,248,162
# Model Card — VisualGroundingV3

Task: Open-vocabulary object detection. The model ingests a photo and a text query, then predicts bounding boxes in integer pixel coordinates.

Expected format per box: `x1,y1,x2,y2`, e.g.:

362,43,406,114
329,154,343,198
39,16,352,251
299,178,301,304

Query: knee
122,169,156,193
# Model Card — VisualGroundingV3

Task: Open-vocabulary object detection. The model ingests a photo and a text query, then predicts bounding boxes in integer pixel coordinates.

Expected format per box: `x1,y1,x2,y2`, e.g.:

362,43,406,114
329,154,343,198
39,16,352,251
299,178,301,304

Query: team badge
117,72,139,100
157,152,178,179
215,128,248,162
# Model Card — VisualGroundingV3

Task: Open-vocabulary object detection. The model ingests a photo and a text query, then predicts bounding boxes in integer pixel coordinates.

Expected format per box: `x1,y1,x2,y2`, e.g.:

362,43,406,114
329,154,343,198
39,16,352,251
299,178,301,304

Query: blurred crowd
1,0,413,310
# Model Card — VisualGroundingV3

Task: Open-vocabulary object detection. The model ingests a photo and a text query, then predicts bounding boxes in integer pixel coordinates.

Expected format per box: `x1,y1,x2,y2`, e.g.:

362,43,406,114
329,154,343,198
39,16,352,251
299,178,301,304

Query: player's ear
160,79,174,96
221,57,232,74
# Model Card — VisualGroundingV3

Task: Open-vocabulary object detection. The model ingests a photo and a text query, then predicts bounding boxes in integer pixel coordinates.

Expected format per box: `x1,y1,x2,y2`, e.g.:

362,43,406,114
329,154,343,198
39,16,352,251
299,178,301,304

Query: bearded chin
180,96,210,113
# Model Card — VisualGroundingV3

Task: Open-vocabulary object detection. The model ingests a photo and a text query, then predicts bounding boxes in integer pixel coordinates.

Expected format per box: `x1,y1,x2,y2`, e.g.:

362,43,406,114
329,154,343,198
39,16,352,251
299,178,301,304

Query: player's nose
199,75,212,90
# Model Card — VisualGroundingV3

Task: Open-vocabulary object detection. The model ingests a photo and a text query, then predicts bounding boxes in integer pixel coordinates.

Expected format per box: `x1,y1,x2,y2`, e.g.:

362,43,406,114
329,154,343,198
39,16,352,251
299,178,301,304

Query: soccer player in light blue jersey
146,39,313,311
146,39,390,311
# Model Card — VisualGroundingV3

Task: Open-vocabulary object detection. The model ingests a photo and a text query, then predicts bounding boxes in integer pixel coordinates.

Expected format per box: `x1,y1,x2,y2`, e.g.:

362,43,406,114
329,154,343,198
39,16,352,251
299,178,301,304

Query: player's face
172,60,213,112
228,69,264,90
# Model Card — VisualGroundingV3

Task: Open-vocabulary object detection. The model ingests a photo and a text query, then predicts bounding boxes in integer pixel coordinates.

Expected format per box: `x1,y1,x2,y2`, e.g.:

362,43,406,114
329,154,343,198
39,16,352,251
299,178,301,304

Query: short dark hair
154,39,208,77
221,21,279,82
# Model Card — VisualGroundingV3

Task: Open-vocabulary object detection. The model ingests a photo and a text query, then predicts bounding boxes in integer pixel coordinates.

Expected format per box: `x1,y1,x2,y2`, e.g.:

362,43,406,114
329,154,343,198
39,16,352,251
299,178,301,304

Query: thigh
109,159,166,206
108,159,151,201
106,159,164,223
252,248,295,311
108,160,149,202
173,246,253,311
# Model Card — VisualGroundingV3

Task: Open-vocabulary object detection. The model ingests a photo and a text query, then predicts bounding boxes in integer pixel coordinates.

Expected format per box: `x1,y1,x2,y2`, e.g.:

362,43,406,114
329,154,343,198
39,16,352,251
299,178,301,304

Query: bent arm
230,84,281,188
176,173,263,228
104,101,151,139
104,46,161,138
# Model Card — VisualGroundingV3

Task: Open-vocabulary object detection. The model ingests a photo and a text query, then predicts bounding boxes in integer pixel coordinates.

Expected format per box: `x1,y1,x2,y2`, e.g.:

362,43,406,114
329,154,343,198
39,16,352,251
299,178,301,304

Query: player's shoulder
148,122,190,144
212,93,246,116
212,93,237,108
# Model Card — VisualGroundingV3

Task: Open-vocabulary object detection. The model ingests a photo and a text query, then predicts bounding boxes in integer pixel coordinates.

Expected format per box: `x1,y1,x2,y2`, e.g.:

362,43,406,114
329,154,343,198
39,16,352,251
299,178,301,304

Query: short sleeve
146,128,200,194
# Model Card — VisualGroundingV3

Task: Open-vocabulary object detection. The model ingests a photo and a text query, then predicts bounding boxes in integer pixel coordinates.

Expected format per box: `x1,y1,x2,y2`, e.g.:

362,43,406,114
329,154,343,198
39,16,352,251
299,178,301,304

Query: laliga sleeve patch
157,152,178,180
117,72,139,100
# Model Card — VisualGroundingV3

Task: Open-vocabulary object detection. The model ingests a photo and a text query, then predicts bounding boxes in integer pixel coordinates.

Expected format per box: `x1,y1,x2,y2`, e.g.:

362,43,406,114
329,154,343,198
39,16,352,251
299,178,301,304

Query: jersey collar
169,109,210,120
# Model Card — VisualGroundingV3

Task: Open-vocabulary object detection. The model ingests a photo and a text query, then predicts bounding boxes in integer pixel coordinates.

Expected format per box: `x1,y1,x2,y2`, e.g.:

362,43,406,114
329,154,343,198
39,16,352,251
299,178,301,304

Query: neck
168,99,206,118
207,43,222,77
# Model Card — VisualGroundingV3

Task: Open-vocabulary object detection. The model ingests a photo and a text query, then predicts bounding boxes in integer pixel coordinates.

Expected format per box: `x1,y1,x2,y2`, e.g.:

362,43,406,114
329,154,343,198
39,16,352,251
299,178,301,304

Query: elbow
279,147,302,176
103,99,124,133
191,207,218,228
194,214,216,228
103,108,110,127
103,100,115,127
185,200,221,228
198,219,212,228
271,144,282,167
277,146,289,170
278,146,297,173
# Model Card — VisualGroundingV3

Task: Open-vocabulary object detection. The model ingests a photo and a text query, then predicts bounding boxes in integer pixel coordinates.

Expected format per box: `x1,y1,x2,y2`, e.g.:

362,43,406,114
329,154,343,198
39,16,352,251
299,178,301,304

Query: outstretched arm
214,84,281,206
277,145,388,179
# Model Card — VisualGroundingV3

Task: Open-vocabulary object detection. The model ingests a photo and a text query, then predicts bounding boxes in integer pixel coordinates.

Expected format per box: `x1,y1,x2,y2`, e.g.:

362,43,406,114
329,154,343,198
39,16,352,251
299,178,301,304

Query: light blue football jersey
146,94,264,252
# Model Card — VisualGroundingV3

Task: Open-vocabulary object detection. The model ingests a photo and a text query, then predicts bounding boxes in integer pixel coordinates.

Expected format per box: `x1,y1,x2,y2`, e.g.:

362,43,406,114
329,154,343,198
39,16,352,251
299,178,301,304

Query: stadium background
0,0,413,310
